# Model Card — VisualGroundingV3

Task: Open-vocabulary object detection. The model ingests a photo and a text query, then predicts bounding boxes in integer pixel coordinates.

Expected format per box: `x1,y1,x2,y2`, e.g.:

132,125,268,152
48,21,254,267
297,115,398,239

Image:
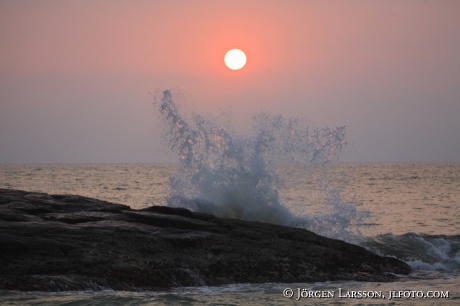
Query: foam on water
364,233,460,272
154,90,369,242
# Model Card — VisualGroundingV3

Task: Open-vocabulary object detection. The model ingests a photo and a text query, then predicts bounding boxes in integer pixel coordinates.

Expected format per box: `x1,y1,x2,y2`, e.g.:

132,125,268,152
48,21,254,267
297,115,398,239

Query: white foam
154,90,370,243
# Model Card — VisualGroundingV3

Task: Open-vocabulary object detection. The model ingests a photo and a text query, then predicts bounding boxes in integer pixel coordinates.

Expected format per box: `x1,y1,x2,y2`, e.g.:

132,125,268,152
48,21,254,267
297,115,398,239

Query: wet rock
0,188,411,291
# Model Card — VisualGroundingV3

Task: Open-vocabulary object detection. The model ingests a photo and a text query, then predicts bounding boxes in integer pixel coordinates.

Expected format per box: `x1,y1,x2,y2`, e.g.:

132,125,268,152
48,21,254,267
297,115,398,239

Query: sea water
0,91,459,305
0,163,459,305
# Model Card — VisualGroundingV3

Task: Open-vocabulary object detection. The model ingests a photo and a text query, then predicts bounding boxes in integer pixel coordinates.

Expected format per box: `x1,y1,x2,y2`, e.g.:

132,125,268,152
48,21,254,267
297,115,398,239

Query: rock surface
0,188,411,291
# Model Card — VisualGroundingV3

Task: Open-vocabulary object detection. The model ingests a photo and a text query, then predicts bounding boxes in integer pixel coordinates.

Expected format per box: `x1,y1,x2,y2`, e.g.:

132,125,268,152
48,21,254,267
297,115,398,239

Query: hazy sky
1,0,459,163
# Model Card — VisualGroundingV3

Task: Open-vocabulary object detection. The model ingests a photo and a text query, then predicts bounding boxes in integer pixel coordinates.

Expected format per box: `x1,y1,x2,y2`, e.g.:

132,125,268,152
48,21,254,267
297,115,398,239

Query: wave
153,90,460,273
363,233,460,272
153,90,371,243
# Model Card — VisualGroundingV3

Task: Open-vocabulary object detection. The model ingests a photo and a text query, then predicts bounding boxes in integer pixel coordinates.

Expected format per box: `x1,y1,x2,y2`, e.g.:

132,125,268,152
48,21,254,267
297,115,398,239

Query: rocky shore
0,188,411,291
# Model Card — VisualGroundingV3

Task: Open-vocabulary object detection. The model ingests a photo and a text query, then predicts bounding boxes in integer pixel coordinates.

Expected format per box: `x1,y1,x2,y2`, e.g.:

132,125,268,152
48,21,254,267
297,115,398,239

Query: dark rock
0,188,411,291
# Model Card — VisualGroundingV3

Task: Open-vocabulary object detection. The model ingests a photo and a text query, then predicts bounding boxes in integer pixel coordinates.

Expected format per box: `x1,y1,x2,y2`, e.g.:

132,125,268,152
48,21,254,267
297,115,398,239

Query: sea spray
154,90,369,242
363,233,460,271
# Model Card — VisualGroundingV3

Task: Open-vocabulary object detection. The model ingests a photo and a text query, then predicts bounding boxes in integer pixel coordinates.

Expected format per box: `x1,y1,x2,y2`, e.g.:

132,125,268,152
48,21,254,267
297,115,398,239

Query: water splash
154,90,368,242
363,233,460,271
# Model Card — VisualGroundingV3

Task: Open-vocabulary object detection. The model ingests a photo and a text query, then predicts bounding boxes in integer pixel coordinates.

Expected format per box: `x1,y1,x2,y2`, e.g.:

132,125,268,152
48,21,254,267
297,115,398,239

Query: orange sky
1,0,459,162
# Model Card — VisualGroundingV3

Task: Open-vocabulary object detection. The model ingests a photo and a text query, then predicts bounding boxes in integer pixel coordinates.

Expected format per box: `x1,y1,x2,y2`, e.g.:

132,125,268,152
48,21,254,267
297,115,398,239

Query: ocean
0,162,459,305
1,91,459,304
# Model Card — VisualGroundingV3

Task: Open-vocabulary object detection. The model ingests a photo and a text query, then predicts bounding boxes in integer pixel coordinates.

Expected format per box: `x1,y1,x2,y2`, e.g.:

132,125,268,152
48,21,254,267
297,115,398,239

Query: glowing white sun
224,49,247,70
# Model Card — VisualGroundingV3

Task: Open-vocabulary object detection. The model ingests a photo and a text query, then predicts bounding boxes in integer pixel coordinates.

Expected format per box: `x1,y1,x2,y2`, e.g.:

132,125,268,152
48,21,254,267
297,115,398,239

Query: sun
224,49,247,70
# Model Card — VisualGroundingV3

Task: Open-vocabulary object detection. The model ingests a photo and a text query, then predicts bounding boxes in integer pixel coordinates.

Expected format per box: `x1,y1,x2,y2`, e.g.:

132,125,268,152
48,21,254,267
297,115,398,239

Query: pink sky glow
1,0,459,163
